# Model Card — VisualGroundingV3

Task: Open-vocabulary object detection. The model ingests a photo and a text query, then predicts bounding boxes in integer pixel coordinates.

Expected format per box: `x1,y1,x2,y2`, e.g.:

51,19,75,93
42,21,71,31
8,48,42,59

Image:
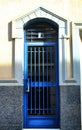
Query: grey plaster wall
0,85,23,130
60,85,81,130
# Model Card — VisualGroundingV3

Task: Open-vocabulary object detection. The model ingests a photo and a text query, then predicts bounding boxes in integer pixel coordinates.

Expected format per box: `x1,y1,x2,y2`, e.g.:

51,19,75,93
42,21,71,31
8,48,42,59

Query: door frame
23,18,59,128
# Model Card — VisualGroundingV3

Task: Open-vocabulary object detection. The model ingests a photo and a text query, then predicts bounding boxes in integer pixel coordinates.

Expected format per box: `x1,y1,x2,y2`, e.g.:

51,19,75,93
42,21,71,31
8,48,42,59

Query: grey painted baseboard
0,85,81,130
60,85,81,130
0,85,23,130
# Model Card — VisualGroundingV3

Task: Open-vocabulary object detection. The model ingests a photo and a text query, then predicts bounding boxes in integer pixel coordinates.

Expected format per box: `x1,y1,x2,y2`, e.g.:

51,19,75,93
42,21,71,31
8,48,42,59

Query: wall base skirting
0,85,80,130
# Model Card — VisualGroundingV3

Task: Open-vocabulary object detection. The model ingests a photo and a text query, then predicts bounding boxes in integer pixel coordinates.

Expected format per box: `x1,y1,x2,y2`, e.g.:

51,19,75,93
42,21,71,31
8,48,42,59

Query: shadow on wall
8,22,12,41
79,29,82,42
8,22,15,78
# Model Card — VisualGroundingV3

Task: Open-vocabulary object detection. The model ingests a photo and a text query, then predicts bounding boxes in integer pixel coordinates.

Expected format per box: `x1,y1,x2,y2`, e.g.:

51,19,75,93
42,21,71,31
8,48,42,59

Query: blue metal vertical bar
24,43,28,127
24,30,27,43
42,47,44,114
34,47,36,114
24,30,27,124
24,43,28,80
38,47,40,114
30,47,32,114
50,47,52,82
55,45,58,83
50,47,53,113
54,46,56,82
50,47,53,114
55,45,59,118
46,47,49,114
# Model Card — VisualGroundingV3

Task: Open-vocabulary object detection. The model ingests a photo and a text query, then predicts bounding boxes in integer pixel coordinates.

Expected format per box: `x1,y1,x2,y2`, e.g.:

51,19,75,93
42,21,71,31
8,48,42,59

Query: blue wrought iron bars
27,46,56,115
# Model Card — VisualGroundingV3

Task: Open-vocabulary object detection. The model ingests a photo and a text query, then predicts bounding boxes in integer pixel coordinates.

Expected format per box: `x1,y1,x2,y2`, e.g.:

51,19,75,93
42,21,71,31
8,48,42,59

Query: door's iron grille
26,22,57,42
28,86,56,115
28,46,55,82
27,46,56,116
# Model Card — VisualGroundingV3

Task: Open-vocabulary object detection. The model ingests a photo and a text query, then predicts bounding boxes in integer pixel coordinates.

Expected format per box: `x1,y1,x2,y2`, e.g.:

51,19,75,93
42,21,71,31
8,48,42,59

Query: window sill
64,78,76,83
0,79,23,86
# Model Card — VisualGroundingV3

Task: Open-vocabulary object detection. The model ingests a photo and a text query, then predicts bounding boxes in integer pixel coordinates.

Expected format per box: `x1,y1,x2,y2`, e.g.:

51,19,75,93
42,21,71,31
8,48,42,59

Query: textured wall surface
60,85,81,130
0,85,80,130
0,85,23,130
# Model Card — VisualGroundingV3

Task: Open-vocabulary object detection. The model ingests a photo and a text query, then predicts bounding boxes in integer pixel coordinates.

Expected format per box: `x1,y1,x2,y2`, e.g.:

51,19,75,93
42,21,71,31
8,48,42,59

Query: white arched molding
11,7,80,85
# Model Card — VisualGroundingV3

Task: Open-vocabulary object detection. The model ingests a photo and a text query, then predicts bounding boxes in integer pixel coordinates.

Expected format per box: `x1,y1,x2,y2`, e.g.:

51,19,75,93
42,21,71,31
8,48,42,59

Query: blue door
23,18,59,128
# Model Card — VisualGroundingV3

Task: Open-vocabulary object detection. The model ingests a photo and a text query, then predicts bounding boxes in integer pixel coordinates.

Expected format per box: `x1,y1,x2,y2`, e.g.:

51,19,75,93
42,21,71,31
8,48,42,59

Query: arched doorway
23,18,60,128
